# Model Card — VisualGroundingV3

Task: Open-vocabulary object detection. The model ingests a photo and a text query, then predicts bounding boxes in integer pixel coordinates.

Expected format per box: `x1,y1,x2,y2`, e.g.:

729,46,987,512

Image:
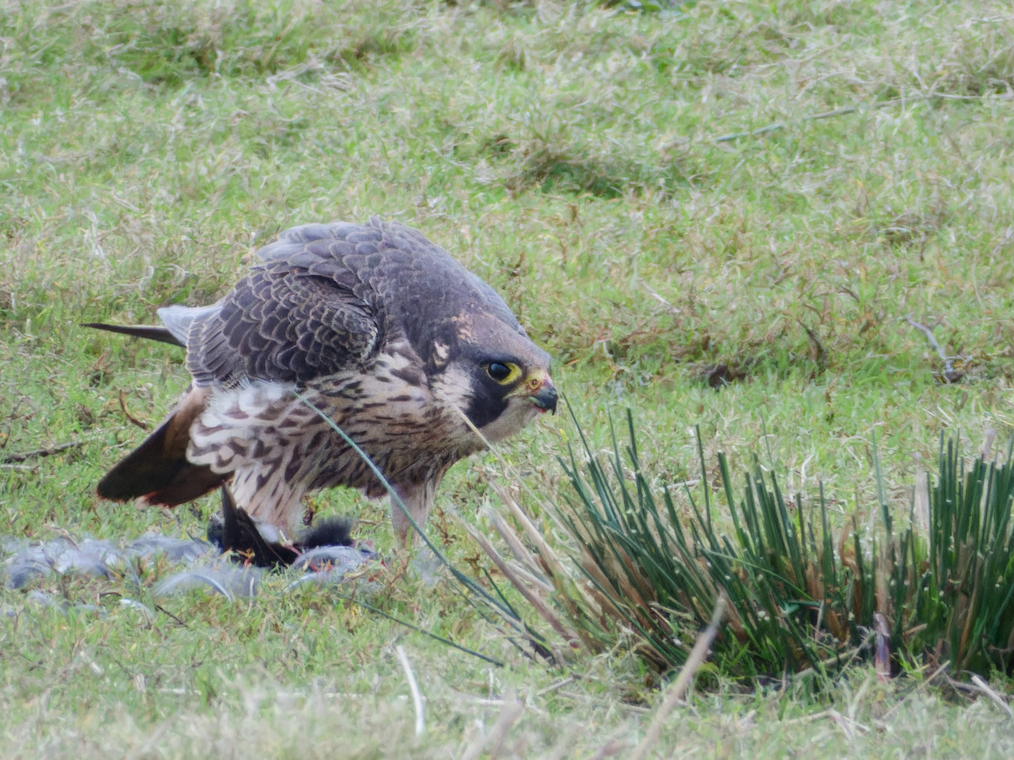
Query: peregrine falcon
92,218,556,548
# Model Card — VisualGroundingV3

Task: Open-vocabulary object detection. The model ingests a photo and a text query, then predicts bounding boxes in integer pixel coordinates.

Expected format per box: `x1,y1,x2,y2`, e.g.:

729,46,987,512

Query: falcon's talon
91,218,554,549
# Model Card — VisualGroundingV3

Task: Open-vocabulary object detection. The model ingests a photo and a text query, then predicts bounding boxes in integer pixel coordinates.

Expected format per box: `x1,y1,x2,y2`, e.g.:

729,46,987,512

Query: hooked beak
530,380,558,414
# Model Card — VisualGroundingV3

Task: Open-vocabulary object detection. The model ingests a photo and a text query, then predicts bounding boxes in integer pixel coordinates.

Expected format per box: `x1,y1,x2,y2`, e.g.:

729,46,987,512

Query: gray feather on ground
2,533,377,602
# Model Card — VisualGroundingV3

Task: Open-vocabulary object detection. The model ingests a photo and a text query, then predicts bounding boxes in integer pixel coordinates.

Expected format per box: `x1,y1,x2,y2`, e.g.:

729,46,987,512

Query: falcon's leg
390,480,435,547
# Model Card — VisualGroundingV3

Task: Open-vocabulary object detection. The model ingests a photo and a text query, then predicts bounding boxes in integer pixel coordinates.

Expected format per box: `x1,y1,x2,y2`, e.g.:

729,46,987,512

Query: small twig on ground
715,93,1014,143
828,708,869,738
629,596,727,760
154,604,188,627
716,102,888,142
945,676,979,696
798,320,826,364
536,676,575,696
119,390,150,430
778,709,833,726
905,315,963,383
1,441,81,464
969,675,1014,720
905,316,948,362
396,645,426,737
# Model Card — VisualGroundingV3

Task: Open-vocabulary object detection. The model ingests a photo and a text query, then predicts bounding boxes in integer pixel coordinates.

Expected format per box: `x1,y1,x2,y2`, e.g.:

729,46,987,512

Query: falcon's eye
485,362,522,385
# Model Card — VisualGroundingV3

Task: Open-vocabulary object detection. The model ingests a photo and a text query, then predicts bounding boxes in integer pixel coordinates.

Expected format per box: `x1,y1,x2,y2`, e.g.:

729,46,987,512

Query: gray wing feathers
159,217,517,389
170,222,386,388
255,219,385,264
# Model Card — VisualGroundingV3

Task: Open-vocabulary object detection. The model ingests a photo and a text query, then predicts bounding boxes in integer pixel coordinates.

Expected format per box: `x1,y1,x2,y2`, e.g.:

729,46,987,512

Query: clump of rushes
482,412,1014,681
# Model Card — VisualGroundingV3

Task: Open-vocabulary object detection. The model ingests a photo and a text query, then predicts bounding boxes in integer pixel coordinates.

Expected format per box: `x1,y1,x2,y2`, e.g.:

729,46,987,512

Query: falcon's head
427,312,556,447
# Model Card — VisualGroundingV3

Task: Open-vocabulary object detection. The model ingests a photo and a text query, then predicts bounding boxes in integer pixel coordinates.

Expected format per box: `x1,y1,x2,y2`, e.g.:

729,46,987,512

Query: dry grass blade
491,480,572,583
484,506,545,578
484,509,555,594
969,675,1014,720
396,645,426,737
630,597,727,760
463,520,576,656
459,695,524,760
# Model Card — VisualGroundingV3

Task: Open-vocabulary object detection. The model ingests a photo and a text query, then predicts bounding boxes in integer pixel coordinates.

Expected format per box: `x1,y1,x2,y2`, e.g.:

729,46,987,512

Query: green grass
2,0,1014,755
526,413,1014,680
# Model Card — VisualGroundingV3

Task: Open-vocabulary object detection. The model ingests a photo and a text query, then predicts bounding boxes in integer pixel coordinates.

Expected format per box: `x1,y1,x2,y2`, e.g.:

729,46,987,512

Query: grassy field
2,0,1014,755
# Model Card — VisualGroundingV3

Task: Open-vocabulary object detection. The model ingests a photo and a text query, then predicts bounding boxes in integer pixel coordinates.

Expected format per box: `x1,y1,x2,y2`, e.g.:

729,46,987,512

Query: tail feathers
97,388,223,506
299,516,355,550
83,322,185,347
157,303,220,346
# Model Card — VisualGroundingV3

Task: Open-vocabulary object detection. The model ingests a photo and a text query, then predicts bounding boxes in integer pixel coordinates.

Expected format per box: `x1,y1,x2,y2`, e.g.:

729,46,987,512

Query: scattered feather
154,564,260,600
2,530,378,599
